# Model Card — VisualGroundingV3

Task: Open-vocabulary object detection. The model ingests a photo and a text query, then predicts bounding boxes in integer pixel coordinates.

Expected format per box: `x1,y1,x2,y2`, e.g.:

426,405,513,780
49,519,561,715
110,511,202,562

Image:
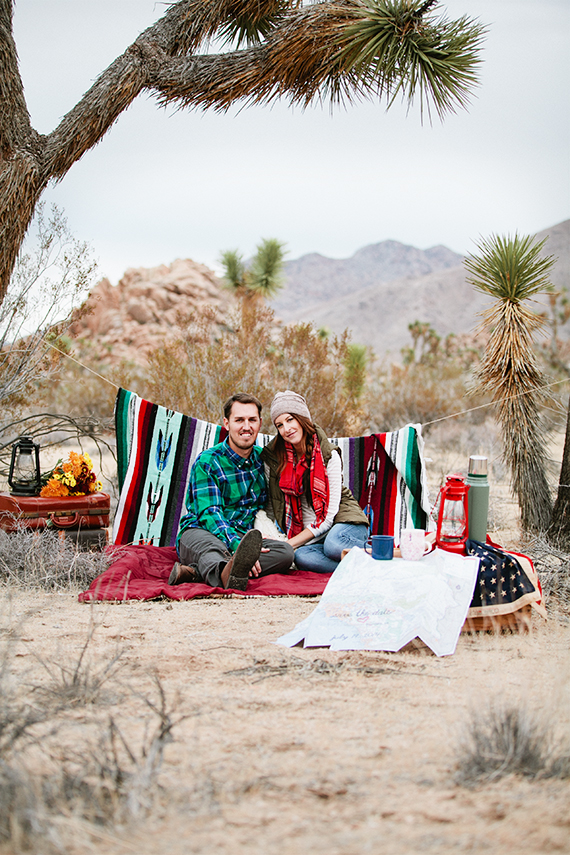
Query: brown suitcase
0,491,111,532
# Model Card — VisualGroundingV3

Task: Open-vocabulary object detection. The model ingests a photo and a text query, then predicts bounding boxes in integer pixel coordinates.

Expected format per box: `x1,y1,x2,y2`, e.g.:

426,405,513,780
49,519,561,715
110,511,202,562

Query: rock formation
69,258,235,366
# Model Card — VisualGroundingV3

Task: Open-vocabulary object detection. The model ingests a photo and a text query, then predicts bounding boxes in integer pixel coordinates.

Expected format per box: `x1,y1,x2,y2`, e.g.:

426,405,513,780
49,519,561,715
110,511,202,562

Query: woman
261,390,369,573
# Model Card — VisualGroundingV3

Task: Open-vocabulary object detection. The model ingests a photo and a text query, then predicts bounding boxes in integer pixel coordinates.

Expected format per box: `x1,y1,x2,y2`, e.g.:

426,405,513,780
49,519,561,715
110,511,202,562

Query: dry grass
32,618,126,708
524,533,570,620
0,527,114,591
145,298,367,435
456,700,570,786
223,653,435,683
0,606,182,851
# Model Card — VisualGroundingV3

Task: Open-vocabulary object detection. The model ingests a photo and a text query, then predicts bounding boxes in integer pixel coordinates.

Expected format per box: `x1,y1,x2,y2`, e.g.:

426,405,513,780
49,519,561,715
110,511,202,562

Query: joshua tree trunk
548,394,570,549
0,0,484,303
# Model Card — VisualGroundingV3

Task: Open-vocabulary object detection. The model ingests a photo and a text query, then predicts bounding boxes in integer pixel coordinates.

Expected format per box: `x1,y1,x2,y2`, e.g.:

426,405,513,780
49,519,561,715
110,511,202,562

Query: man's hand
249,546,270,577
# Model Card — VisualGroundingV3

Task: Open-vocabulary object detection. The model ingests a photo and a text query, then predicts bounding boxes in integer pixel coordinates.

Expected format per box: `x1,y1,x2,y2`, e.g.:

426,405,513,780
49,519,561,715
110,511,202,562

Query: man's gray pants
177,527,295,588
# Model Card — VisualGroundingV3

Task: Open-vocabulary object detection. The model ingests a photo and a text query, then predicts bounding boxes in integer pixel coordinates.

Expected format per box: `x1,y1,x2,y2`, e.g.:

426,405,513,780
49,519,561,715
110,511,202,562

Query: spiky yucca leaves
219,249,247,291
220,238,285,299
216,0,297,47
248,238,286,298
465,234,556,531
338,0,485,119
160,1,485,114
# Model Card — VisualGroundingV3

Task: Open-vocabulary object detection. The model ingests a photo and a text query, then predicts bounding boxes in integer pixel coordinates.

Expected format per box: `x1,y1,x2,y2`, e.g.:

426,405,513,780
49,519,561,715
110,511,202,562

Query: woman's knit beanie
270,391,312,425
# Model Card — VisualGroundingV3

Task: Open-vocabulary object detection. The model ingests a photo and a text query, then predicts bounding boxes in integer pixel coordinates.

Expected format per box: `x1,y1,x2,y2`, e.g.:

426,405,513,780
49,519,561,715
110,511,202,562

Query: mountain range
70,219,569,369
272,219,570,356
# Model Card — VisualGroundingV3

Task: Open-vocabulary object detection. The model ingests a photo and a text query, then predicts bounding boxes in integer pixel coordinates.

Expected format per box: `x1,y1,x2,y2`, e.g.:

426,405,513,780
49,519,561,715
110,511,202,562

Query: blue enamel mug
365,535,394,560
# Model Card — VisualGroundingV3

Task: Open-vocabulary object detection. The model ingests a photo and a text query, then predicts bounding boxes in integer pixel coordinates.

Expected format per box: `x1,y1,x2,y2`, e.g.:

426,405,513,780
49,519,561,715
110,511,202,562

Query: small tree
464,233,556,532
401,320,441,366
220,238,286,300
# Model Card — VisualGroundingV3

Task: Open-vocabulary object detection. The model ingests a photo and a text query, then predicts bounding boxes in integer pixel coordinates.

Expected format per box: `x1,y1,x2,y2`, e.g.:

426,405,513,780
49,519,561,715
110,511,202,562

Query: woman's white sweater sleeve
307,451,342,538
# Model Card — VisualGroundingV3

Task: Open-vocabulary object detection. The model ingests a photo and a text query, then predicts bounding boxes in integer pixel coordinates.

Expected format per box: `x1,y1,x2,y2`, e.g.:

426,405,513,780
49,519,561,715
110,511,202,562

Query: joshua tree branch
0,0,34,152
0,0,484,304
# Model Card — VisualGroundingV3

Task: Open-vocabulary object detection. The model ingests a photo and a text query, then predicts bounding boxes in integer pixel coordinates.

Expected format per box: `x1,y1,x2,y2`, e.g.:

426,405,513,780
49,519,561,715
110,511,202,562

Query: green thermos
466,455,489,543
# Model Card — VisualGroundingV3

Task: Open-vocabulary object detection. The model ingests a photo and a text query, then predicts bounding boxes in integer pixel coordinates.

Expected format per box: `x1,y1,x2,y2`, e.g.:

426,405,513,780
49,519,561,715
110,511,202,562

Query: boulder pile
69,258,235,366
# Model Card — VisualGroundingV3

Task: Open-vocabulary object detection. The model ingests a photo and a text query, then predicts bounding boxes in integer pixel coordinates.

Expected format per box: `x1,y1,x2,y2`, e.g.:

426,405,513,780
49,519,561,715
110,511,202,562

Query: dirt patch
2,589,569,855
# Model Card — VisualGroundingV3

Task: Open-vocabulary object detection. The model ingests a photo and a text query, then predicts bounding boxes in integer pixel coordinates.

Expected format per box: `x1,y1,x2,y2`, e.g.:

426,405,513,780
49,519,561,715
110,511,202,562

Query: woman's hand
287,528,315,549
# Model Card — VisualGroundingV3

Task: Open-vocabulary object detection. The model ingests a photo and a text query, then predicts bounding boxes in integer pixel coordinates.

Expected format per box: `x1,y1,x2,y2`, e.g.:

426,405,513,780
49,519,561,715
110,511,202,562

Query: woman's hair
274,413,316,477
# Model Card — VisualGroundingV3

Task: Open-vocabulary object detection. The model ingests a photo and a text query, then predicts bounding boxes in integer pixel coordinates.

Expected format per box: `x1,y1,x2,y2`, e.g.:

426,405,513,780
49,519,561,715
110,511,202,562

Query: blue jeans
294,523,369,574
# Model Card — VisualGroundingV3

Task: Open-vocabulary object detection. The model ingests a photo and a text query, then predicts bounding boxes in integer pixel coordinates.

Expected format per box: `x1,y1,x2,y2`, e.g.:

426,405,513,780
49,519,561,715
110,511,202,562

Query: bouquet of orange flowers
40,451,103,498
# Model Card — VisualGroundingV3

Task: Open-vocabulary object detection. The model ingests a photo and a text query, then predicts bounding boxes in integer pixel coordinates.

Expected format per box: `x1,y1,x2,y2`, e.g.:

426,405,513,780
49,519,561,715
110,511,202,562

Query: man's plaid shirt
177,439,267,552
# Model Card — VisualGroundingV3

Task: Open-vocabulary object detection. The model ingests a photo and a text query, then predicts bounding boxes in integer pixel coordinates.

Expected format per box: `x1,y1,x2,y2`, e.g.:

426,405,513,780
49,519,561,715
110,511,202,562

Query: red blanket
78,544,330,602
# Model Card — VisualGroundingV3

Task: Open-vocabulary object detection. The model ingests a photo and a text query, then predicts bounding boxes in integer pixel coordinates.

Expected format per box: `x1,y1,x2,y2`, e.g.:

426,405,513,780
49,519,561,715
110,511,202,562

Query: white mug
399,528,430,561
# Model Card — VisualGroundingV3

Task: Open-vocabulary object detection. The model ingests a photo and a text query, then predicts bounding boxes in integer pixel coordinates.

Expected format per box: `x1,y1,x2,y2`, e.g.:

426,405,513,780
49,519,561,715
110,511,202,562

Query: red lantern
436,475,470,555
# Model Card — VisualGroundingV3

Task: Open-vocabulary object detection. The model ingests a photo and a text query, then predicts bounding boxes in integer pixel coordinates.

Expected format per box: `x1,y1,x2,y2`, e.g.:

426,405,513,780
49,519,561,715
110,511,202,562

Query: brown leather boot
168,562,198,585
221,530,262,591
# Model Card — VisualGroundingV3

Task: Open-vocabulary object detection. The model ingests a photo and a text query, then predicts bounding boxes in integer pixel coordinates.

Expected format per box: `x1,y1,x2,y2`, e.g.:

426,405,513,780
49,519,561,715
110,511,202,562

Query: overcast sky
12,0,570,283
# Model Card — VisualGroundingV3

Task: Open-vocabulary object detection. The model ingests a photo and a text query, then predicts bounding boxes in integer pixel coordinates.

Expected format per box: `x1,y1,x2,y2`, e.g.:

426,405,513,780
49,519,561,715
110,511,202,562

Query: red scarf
279,436,329,537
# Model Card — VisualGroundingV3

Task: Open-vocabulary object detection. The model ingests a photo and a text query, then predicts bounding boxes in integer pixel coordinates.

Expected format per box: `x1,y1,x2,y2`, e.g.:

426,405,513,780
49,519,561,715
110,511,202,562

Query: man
170,393,294,590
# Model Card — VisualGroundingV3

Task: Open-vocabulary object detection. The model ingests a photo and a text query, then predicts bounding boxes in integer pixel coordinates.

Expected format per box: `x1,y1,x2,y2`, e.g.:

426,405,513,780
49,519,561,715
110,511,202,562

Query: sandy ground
1,428,569,854
2,588,569,855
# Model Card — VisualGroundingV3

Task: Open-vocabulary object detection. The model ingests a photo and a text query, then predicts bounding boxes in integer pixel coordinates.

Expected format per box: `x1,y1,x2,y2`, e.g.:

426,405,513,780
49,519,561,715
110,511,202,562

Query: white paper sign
276,547,480,657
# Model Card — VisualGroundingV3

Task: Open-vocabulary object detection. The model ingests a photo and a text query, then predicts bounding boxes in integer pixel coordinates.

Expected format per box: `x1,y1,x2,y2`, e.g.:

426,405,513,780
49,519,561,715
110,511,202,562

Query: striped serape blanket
112,388,430,547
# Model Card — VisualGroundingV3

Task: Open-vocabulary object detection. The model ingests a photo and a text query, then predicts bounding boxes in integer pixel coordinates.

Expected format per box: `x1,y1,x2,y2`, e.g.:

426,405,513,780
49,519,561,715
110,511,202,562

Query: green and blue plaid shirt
177,439,267,552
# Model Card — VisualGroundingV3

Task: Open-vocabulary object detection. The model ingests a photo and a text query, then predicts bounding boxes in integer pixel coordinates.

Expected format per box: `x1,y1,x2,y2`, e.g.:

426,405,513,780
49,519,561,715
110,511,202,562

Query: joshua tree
220,238,286,300
464,234,556,532
1,0,485,306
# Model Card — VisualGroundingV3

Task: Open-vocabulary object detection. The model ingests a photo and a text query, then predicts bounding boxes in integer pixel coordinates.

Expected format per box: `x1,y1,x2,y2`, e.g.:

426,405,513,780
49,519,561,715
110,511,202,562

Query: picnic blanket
78,544,329,602
112,388,430,548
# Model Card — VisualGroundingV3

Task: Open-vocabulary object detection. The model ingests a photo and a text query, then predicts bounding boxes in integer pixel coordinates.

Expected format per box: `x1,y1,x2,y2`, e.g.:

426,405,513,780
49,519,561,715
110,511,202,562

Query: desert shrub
145,299,274,422
344,343,368,407
272,322,367,435
0,527,113,590
144,298,368,436
369,360,470,431
456,700,570,785
537,286,570,378
34,620,126,708
524,534,570,618
368,321,488,432
0,204,114,494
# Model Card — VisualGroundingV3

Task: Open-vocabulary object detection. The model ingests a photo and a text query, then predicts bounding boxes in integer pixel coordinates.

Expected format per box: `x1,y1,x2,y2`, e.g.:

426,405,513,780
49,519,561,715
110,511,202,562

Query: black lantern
8,437,41,496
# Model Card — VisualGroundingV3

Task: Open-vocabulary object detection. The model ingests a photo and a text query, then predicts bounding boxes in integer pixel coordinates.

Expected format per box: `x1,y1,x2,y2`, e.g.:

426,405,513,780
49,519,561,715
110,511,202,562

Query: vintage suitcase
0,491,111,533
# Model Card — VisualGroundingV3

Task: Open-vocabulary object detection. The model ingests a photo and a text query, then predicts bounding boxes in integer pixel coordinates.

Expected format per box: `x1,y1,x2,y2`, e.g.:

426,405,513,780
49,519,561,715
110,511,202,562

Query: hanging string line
42,337,120,390
422,376,570,427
